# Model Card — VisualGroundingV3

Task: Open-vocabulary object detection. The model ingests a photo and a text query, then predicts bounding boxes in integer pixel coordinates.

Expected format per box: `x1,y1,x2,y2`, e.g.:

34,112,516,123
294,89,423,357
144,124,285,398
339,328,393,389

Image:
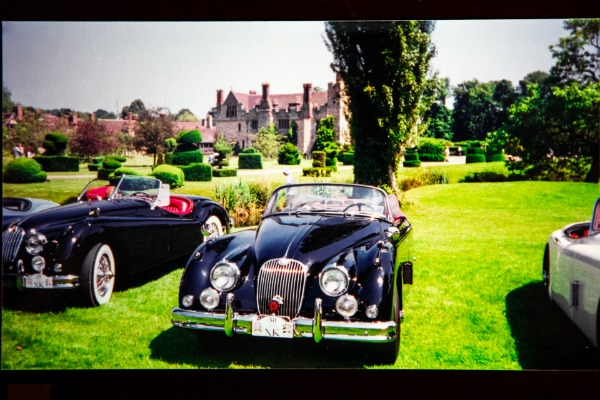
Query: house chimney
217,89,223,106
15,103,23,121
303,83,312,103
262,83,270,102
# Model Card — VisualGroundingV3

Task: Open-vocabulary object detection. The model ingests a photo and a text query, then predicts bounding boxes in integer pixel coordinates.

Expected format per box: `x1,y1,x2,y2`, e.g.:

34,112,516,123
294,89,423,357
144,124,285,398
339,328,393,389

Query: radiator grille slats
256,258,307,318
2,227,25,265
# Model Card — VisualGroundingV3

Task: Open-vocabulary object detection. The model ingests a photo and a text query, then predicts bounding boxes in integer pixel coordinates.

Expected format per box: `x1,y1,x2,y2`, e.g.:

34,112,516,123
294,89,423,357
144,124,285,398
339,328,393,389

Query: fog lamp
182,294,194,308
31,256,45,272
199,288,220,310
336,294,358,318
366,305,378,319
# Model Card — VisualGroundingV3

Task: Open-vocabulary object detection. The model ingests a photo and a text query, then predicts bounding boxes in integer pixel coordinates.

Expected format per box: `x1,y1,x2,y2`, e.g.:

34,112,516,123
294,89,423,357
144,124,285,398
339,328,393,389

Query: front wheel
81,243,115,307
202,215,223,242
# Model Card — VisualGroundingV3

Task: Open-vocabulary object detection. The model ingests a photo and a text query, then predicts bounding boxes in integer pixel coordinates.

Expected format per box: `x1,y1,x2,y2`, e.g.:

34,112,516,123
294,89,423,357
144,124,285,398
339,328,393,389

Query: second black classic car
171,183,414,363
2,175,230,306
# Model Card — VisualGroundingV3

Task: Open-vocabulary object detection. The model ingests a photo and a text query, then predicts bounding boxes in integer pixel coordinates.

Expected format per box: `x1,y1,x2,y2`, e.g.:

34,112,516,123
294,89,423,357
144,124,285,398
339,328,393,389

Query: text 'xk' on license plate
252,316,294,338
24,274,53,288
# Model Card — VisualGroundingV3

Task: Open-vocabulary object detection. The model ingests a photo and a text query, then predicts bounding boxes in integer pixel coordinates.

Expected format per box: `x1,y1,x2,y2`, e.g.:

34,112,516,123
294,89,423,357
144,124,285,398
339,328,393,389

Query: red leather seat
161,196,193,215
85,186,113,200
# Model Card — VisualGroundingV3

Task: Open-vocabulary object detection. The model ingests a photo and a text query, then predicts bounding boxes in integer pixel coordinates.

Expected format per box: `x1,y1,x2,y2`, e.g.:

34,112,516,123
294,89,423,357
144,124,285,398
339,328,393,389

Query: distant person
444,147,450,162
283,169,295,184
25,145,35,158
12,143,24,158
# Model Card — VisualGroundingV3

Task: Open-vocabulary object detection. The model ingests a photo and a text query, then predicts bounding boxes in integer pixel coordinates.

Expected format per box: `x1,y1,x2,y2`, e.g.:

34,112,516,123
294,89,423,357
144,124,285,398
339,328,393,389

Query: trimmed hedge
239,152,263,169
33,155,79,172
342,152,354,165
152,164,184,189
403,149,421,168
97,157,123,180
302,167,333,177
3,157,48,183
213,168,238,177
172,150,203,166
466,154,487,164
419,153,445,162
486,153,505,162
181,163,212,181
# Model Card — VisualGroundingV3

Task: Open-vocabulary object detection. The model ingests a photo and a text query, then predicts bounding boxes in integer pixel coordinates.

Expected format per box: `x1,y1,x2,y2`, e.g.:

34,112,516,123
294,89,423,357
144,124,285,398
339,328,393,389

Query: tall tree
550,18,600,182
94,109,117,119
325,21,435,189
175,108,199,122
251,123,281,159
121,99,146,119
422,76,454,140
134,107,176,166
2,86,14,113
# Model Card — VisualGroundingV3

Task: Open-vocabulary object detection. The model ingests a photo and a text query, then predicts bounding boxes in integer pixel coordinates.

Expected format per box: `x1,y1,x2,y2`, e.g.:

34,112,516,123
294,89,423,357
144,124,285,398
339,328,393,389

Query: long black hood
253,214,385,273
8,199,143,236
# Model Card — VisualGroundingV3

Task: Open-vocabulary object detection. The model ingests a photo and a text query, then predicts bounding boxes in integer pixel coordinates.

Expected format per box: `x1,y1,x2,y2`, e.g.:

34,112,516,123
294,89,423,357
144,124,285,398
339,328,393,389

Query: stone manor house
207,74,349,154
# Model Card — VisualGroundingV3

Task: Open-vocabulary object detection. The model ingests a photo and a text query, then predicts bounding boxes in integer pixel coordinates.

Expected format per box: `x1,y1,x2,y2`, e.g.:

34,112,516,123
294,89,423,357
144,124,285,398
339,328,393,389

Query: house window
226,105,237,118
278,119,290,130
238,123,242,131
251,120,258,130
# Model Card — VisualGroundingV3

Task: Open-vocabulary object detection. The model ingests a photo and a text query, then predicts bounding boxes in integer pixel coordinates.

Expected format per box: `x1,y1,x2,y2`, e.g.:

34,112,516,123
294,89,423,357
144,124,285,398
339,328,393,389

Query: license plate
24,274,53,289
252,316,294,338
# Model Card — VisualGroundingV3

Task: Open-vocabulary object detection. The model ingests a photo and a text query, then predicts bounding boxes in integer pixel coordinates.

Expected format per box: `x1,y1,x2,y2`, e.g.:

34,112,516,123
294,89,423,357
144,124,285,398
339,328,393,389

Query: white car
543,197,600,348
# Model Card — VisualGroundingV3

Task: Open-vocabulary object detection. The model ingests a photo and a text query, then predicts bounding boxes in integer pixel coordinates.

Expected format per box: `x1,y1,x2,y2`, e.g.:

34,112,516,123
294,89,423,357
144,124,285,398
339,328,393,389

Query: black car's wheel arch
67,228,127,277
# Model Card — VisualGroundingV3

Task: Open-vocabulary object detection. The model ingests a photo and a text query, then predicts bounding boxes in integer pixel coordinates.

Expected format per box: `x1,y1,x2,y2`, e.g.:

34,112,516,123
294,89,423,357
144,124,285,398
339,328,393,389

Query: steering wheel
343,203,376,212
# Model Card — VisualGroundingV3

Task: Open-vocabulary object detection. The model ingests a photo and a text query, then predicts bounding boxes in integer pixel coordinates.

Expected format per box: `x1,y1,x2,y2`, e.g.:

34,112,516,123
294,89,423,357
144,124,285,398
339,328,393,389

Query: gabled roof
228,90,328,110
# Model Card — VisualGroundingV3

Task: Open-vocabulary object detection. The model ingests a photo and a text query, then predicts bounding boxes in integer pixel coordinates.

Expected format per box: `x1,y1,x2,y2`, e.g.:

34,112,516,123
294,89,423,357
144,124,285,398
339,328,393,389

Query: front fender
178,230,256,305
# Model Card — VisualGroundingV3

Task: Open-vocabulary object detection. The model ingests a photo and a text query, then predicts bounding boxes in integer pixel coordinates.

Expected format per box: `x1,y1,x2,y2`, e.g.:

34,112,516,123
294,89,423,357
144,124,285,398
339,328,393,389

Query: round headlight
199,288,220,310
319,265,350,296
25,233,47,255
210,262,240,291
336,294,358,318
31,256,46,272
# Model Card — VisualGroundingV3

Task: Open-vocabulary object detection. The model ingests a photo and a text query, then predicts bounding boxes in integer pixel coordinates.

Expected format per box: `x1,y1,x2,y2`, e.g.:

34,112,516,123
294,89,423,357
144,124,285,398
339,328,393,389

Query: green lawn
2,161,599,369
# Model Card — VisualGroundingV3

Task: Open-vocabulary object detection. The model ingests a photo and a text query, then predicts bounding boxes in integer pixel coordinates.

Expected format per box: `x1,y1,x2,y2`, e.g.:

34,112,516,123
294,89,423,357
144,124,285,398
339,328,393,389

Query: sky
2,20,567,118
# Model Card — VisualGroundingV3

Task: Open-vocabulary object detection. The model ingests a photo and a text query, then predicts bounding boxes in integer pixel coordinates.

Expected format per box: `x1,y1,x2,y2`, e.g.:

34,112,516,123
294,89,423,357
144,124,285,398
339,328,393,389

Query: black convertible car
2,175,230,306
171,183,414,363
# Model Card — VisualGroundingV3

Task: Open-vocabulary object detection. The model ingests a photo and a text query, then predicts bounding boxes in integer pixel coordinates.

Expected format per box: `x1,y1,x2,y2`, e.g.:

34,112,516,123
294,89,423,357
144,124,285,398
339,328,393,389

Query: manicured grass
2,160,599,370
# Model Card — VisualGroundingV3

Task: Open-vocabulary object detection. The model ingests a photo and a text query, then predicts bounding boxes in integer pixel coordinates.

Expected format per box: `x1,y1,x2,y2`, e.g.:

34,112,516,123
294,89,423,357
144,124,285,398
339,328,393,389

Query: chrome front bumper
3,272,79,290
171,295,397,343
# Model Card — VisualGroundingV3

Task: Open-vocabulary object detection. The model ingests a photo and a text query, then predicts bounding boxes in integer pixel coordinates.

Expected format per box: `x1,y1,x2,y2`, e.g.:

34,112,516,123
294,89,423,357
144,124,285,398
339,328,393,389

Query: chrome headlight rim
319,264,351,297
25,232,47,255
210,261,240,292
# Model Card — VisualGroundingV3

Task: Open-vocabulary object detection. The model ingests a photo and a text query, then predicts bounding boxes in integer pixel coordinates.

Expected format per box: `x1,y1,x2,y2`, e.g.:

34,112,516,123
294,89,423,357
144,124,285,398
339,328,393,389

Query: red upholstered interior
161,196,194,215
86,186,113,200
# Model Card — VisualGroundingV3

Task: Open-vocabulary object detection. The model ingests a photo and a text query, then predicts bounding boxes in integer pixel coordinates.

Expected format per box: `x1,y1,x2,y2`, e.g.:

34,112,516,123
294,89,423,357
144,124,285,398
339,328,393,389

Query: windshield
110,175,169,207
264,183,388,219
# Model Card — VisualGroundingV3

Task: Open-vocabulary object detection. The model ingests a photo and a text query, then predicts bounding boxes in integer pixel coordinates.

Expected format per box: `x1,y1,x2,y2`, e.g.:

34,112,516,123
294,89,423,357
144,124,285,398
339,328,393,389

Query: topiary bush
180,163,212,181
97,157,123,180
42,132,69,155
3,157,47,183
312,151,326,168
152,164,184,188
466,147,486,164
403,149,421,168
239,152,263,169
278,143,302,165
302,167,332,177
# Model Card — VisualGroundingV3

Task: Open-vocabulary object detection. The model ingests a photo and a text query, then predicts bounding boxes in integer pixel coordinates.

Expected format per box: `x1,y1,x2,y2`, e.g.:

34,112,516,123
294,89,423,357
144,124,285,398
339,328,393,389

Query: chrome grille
2,226,25,264
256,258,308,318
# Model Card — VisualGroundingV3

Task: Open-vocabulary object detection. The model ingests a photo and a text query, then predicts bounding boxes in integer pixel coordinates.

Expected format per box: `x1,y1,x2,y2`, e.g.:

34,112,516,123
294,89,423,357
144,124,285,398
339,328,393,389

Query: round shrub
102,158,122,169
241,147,258,154
171,150,203,166
108,167,141,186
3,157,47,183
105,155,127,163
152,164,184,189
278,143,302,165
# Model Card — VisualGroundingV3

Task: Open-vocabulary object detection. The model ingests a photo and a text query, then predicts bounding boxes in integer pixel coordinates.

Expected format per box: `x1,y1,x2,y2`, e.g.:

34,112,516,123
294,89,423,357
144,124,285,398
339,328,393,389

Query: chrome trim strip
171,301,397,343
